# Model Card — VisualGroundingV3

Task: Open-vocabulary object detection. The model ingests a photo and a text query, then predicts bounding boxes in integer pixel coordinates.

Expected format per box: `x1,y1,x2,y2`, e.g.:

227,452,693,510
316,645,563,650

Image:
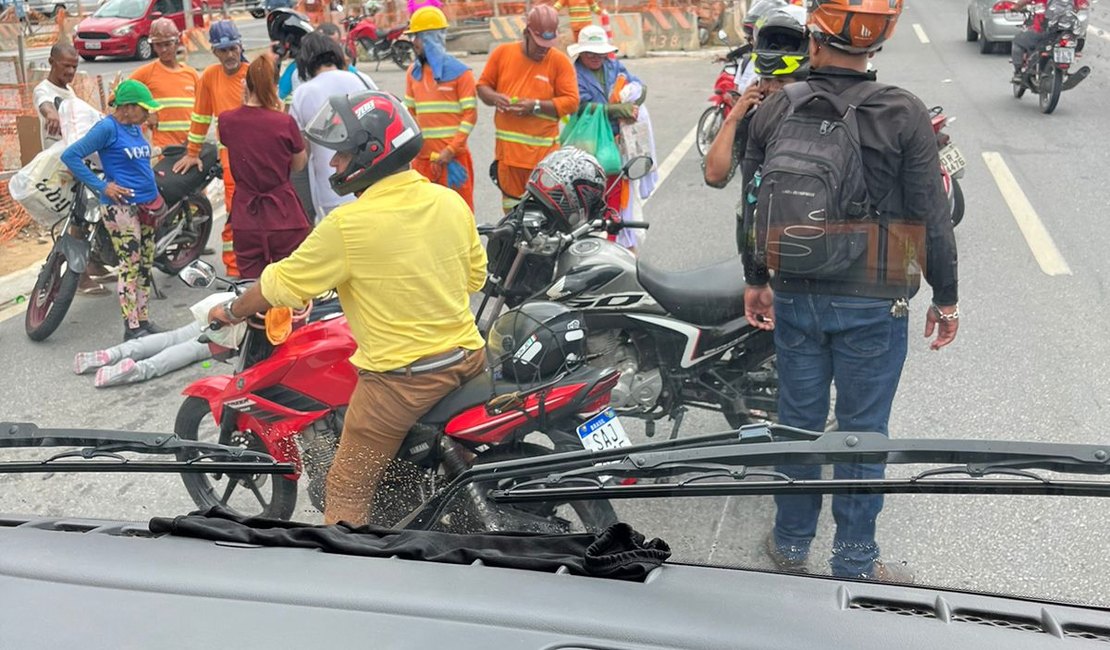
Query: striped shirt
186,62,248,157
403,66,478,160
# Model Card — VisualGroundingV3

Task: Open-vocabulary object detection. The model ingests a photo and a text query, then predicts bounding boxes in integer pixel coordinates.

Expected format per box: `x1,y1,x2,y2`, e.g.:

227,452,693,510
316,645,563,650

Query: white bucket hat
568,25,618,57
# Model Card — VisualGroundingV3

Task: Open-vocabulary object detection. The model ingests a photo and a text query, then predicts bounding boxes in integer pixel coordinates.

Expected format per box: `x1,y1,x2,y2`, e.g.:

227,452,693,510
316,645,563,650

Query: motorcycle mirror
624,156,654,181
179,260,217,289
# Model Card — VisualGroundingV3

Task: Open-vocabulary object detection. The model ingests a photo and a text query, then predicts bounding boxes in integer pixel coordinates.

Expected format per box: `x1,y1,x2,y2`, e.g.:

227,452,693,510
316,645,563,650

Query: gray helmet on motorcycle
524,147,607,231
487,301,588,384
304,91,423,196
742,0,787,41
267,8,314,58
753,5,809,78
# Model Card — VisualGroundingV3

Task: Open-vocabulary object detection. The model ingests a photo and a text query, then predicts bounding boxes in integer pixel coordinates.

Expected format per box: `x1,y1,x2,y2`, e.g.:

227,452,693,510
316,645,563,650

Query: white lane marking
981,151,1072,276
1089,22,1110,41
912,23,931,44
642,123,697,207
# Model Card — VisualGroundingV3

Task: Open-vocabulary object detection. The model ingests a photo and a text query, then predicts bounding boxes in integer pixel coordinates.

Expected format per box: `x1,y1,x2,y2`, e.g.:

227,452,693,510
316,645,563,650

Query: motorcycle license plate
576,408,632,453
939,144,966,176
85,41,101,49
1054,46,1076,63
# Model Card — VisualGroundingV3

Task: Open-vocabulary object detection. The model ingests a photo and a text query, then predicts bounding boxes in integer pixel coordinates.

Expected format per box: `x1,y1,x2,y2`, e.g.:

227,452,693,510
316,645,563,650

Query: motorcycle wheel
24,247,80,342
174,396,299,520
696,105,724,157
1013,78,1026,99
391,40,415,70
951,179,965,227
1039,67,1063,114
154,194,214,276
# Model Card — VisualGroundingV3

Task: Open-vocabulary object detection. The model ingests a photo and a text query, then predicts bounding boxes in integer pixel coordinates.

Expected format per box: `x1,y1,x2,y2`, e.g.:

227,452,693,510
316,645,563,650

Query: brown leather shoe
764,533,809,573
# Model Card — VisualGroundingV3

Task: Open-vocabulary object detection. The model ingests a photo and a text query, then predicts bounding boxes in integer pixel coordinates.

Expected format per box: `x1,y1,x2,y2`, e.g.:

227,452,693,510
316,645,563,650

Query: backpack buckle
819,120,833,135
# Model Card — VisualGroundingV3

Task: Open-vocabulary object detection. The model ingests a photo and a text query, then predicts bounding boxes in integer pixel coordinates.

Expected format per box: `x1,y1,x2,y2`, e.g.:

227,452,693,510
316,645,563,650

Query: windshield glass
93,0,147,19
4,0,1110,626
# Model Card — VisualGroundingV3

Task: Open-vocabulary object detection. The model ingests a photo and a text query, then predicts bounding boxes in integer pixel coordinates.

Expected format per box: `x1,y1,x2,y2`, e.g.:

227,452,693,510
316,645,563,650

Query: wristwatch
532,99,542,115
223,297,242,323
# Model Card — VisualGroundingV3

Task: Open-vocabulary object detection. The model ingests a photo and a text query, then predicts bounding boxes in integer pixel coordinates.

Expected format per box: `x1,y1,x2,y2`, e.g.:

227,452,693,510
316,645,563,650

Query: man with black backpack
739,0,959,582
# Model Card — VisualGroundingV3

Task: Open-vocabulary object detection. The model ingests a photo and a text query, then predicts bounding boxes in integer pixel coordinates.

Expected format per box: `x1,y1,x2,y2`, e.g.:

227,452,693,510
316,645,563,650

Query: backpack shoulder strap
782,80,815,110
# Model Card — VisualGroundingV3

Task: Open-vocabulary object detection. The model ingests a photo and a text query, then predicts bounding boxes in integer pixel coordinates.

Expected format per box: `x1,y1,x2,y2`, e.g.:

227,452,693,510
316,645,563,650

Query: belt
381,348,473,376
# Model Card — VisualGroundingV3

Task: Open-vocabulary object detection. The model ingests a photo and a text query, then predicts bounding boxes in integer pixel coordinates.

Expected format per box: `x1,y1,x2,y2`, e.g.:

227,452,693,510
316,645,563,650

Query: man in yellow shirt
209,91,487,527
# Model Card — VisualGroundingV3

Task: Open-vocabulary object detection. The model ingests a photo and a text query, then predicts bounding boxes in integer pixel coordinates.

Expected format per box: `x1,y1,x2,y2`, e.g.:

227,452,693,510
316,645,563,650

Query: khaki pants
324,349,487,526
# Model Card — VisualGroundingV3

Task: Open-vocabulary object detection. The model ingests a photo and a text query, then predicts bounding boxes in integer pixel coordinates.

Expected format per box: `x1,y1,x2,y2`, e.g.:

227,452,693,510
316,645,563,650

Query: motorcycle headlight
112,25,133,36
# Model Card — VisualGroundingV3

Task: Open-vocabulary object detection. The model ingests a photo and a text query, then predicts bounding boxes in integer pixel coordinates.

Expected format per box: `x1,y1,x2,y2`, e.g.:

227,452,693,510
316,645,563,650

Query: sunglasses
529,29,557,42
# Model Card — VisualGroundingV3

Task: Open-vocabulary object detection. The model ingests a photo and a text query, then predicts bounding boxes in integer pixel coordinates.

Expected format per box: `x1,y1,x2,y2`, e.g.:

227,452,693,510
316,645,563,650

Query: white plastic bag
190,292,248,350
9,141,78,227
58,97,104,147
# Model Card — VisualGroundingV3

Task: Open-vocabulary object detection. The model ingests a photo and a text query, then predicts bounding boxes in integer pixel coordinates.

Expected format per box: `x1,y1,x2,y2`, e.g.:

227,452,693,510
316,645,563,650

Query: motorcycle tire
951,179,965,227
1013,79,1026,99
24,248,80,342
391,40,415,70
696,105,724,158
174,396,299,520
1040,67,1063,114
154,194,214,276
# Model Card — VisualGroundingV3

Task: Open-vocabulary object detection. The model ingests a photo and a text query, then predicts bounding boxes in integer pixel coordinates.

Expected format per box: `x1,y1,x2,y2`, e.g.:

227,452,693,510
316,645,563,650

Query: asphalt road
3,0,1110,608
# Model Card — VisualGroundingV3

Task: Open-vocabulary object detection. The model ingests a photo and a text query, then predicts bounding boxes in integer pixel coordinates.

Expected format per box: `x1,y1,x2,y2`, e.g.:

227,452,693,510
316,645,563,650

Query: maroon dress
218,106,312,280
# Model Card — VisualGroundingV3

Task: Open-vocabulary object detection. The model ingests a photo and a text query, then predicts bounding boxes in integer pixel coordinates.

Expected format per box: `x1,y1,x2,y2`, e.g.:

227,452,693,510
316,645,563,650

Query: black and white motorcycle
479,157,778,439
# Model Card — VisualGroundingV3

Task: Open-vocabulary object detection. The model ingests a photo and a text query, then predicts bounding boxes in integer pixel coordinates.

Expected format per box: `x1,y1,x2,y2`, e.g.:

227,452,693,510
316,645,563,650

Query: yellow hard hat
406,6,449,34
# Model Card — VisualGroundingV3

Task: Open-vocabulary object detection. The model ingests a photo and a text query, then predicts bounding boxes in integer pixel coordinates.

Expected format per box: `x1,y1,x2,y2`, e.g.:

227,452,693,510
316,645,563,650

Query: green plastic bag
560,103,623,176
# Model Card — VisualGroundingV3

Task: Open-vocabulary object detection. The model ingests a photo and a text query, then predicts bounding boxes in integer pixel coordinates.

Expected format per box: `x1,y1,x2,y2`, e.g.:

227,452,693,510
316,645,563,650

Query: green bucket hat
111,79,162,111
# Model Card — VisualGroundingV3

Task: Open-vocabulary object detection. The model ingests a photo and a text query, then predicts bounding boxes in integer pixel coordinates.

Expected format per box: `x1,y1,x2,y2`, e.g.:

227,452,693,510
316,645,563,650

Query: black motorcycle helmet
487,302,588,384
752,5,810,78
742,0,787,42
267,8,314,58
524,147,607,232
303,90,423,196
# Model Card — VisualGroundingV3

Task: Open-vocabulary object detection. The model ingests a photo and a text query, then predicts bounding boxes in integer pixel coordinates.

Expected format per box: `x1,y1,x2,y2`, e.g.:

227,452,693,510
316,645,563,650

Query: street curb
647,47,729,58
1,184,226,309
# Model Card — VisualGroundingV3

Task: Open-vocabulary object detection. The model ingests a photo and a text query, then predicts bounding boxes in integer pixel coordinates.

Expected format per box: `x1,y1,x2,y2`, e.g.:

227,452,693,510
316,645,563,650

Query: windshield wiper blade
0,421,294,475
483,430,1110,503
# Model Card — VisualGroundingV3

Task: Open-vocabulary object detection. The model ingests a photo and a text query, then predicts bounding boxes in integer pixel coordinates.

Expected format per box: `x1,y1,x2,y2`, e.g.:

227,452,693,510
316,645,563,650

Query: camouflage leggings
104,204,155,329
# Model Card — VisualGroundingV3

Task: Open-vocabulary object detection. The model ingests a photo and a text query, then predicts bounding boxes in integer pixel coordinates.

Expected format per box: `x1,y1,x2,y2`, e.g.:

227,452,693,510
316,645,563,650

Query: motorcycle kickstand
668,406,687,441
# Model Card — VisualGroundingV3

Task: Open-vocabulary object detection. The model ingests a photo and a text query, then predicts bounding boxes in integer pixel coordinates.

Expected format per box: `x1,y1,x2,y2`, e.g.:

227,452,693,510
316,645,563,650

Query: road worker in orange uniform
403,6,478,211
477,4,579,212
554,0,603,42
173,20,248,278
129,18,199,150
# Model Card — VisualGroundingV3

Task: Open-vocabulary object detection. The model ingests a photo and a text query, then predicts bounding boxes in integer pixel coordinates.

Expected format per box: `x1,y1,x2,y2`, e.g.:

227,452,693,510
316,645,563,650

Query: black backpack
753,80,888,278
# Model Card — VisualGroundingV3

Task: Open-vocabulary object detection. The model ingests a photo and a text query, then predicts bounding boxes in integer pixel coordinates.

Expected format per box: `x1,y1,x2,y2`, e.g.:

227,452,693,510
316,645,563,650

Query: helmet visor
304,97,353,150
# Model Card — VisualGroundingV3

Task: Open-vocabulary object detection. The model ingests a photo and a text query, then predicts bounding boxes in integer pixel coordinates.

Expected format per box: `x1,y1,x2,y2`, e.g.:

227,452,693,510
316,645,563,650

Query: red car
73,0,206,61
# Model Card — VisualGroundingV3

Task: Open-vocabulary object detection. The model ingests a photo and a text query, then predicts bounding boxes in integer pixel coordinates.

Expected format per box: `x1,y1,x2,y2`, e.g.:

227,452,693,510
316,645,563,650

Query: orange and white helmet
807,0,902,54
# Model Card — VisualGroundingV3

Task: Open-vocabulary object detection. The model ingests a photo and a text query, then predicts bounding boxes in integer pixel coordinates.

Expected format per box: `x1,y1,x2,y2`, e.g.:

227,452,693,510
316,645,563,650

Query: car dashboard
1,514,1109,649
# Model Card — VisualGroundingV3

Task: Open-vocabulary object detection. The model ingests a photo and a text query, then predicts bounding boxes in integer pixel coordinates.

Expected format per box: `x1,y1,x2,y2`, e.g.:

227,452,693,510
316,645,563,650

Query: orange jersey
129,60,200,149
555,0,601,25
404,67,478,160
186,63,248,157
477,43,579,170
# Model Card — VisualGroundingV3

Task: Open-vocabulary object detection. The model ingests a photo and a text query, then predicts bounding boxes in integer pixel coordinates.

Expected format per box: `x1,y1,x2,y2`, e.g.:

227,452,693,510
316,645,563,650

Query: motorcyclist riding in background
1010,0,1080,82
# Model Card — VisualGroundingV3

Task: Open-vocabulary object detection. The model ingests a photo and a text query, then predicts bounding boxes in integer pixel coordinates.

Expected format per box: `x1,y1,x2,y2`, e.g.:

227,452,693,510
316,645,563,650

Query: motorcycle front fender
56,233,90,275
183,374,235,423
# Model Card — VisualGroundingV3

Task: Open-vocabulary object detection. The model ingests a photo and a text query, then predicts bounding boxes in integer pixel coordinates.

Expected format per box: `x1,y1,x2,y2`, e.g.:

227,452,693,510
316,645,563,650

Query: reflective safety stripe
158,97,195,108
421,126,461,138
414,100,462,114
403,95,416,108
458,121,475,134
190,113,213,124
156,121,191,131
459,97,477,109
495,130,556,147
187,133,206,144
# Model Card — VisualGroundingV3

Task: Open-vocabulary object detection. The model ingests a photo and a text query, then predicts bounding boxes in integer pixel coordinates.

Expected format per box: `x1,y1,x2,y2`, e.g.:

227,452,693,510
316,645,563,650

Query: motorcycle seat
419,372,496,424
636,257,748,326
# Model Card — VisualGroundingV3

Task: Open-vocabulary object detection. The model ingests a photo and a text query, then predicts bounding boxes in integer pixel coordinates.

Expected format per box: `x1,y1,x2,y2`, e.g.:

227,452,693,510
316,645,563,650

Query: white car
967,0,1090,54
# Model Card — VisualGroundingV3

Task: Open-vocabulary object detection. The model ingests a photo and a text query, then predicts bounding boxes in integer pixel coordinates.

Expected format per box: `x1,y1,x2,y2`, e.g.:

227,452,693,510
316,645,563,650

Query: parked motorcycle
931,105,966,227
480,157,778,440
696,47,746,157
173,261,621,531
342,13,414,71
1004,1,1091,114
24,144,219,342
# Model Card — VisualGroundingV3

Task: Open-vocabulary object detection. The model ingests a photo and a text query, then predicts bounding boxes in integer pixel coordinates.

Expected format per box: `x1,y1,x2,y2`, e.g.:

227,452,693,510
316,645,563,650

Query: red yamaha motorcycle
342,13,414,71
173,262,622,531
695,47,747,157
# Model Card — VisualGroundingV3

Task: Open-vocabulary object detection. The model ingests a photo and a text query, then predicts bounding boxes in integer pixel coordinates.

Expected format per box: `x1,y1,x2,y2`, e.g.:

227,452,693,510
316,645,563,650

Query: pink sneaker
74,350,111,375
94,359,139,388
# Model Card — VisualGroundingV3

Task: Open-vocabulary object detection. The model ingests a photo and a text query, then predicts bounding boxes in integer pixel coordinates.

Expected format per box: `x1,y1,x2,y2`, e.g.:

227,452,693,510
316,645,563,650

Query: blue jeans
770,291,908,578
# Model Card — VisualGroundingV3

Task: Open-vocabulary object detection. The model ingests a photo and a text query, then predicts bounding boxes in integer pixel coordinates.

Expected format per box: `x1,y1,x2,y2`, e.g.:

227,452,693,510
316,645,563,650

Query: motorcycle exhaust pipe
1062,66,1091,90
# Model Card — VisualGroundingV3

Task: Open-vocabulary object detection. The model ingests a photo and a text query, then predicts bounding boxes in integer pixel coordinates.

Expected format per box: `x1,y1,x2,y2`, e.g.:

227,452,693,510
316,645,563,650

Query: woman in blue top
62,79,166,341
